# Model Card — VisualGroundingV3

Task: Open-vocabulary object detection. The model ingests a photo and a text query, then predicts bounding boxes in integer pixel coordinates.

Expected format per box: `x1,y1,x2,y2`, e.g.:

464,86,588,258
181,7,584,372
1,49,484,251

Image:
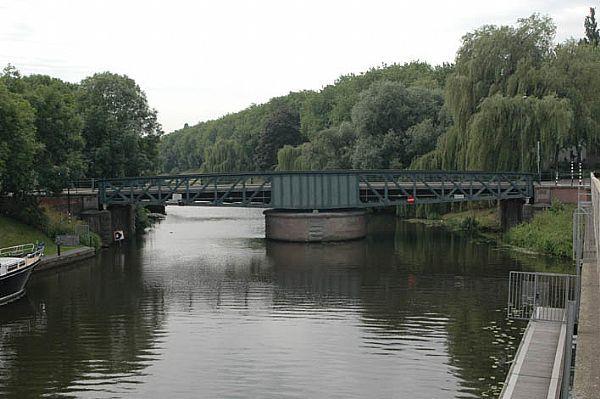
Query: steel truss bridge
97,170,535,209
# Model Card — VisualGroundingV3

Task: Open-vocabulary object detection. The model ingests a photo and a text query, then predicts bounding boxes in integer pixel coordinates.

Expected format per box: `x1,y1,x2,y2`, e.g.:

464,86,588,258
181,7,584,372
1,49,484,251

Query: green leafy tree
78,72,163,178
21,75,85,192
276,122,357,171
414,14,562,171
405,119,445,163
548,42,600,160
254,105,302,170
203,139,249,172
276,144,310,171
584,7,600,46
0,81,39,194
350,80,443,169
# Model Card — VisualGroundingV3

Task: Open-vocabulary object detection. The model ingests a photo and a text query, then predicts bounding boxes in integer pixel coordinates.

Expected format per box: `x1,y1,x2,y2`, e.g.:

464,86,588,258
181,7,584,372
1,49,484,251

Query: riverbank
0,215,79,256
0,215,97,264
403,204,574,259
35,247,96,273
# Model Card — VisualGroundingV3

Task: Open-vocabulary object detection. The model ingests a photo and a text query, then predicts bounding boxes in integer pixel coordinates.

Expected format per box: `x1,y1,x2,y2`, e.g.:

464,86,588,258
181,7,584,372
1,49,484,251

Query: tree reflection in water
0,208,569,398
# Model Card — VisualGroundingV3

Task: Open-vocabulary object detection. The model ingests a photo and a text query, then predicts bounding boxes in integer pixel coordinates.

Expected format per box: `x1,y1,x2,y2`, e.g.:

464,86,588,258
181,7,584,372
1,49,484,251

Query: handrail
94,169,537,183
0,243,35,257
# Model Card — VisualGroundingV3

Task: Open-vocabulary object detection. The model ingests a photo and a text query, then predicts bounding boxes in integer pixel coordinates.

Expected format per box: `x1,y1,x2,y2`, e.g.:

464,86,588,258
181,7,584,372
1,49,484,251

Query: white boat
0,243,45,306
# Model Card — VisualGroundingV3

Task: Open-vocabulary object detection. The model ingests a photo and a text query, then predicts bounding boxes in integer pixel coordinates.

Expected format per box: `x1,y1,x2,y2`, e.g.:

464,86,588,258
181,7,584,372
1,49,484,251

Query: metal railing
0,243,36,257
96,170,535,207
508,271,578,322
590,173,600,257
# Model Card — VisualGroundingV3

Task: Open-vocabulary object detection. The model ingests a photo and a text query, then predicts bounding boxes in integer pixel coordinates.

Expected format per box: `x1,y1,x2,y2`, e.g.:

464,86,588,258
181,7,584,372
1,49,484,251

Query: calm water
0,208,569,398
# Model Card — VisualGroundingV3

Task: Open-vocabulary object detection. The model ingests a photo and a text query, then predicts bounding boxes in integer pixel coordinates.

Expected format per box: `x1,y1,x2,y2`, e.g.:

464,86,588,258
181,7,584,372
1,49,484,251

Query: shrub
459,216,480,231
135,205,151,233
79,232,102,250
0,196,49,231
506,204,573,258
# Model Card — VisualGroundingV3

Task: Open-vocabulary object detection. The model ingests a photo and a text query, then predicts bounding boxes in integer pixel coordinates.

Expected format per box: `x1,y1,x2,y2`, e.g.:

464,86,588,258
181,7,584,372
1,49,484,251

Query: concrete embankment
35,247,96,273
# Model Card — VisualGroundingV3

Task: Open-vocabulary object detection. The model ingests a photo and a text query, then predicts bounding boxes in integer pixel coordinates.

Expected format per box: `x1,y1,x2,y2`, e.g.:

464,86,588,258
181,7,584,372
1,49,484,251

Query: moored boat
0,243,45,306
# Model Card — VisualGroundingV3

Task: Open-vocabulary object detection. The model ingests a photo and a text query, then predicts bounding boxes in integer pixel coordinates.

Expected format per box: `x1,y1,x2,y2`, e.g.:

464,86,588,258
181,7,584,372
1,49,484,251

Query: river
0,207,570,398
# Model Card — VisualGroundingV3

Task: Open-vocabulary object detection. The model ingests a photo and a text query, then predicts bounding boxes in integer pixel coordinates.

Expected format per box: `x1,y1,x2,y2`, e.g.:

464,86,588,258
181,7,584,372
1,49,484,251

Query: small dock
500,316,566,399
502,271,578,399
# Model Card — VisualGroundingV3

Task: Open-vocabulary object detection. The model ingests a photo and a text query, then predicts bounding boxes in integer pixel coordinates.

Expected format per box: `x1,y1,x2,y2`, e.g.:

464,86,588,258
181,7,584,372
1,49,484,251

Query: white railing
590,173,600,257
0,243,35,258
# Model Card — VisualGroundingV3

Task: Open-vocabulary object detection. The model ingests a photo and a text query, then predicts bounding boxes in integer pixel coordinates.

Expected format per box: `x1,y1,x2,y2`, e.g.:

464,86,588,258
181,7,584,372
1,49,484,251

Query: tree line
160,10,600,175
0,68,162,195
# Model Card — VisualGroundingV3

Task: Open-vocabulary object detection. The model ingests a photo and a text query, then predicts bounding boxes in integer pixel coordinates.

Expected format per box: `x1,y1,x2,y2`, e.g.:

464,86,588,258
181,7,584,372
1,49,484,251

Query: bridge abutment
264,209,367,242
80,205,135,246
108,204,136,238
499,199,525,231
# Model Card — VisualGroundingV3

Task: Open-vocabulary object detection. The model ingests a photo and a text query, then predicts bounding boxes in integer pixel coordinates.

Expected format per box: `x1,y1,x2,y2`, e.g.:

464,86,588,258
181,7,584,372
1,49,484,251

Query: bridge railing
96,170,535,207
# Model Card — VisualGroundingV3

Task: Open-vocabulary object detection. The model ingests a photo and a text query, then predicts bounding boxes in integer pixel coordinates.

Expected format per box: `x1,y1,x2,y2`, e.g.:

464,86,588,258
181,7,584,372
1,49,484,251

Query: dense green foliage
160,61,451,172
254,105,302,170
583,7,600,46
79,72,162,178
0,77,38,194
161,11,600,175
506,203,574,258
0,67,162,194
414,14,600,171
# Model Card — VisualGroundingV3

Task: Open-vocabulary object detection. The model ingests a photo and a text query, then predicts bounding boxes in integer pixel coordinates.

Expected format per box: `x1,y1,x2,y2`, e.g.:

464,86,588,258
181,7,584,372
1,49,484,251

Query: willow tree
465,95,572,171
275,144,311,171
548,42,600,159
202,139,249,173
414,14,559,171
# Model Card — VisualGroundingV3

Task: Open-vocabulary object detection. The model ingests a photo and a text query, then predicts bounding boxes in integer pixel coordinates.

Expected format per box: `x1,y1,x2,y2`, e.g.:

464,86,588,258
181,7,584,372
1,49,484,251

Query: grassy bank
404,203,574,258
506,203,574,258
0,215,79,256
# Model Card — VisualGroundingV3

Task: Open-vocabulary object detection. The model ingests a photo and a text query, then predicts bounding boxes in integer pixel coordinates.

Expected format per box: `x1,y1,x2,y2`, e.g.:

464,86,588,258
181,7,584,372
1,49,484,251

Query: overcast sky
0,0,592,133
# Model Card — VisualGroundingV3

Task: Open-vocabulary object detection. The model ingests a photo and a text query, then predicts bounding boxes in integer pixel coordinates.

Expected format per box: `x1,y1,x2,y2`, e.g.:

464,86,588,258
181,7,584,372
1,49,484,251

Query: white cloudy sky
0,0,592,132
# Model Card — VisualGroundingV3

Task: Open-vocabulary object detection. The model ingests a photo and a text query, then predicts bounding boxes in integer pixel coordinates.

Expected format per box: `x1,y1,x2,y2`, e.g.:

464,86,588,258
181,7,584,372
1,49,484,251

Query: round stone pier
264,209,367,242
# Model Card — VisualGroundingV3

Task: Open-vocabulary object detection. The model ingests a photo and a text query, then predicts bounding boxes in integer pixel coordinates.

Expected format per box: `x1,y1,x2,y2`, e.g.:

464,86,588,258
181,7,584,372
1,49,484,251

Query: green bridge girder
97,170,535,209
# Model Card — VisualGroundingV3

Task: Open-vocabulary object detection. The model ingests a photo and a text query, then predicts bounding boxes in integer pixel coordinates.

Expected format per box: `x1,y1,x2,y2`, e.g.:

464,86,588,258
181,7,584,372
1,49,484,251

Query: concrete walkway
500,318,564,399
35,247,96,273
573,219,600,398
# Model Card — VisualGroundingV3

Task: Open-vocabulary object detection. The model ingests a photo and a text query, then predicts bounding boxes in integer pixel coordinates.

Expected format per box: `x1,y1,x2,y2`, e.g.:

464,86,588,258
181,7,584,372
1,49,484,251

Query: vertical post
564,277,570,314
571,160,574,187
508,272,512,318
561,301,576,399
533,273,538,320
67,186,71,220
537,140,541,182
555,170,559,187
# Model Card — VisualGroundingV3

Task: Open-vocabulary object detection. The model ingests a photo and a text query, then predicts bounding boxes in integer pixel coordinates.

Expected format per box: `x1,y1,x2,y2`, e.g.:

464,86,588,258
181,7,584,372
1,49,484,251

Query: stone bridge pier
80,204,135,246
264,209,367,242
499,198,526,231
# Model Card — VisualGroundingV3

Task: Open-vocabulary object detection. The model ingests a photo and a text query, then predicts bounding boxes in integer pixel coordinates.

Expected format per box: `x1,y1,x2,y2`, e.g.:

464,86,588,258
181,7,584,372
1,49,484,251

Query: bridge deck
501,315,565,399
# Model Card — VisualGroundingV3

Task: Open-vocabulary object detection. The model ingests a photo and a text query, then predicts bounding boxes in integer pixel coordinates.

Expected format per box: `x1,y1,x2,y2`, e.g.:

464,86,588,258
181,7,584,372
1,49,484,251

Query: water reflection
0,248,167,398
0,207,568,398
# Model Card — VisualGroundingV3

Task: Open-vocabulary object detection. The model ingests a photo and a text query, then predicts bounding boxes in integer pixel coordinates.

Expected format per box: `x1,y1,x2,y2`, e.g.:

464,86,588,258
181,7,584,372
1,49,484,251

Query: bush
79,232,102,250
135,205,151,233
1,196,103,248
458,216,480,231
506,204,573,258
0,196,49,232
